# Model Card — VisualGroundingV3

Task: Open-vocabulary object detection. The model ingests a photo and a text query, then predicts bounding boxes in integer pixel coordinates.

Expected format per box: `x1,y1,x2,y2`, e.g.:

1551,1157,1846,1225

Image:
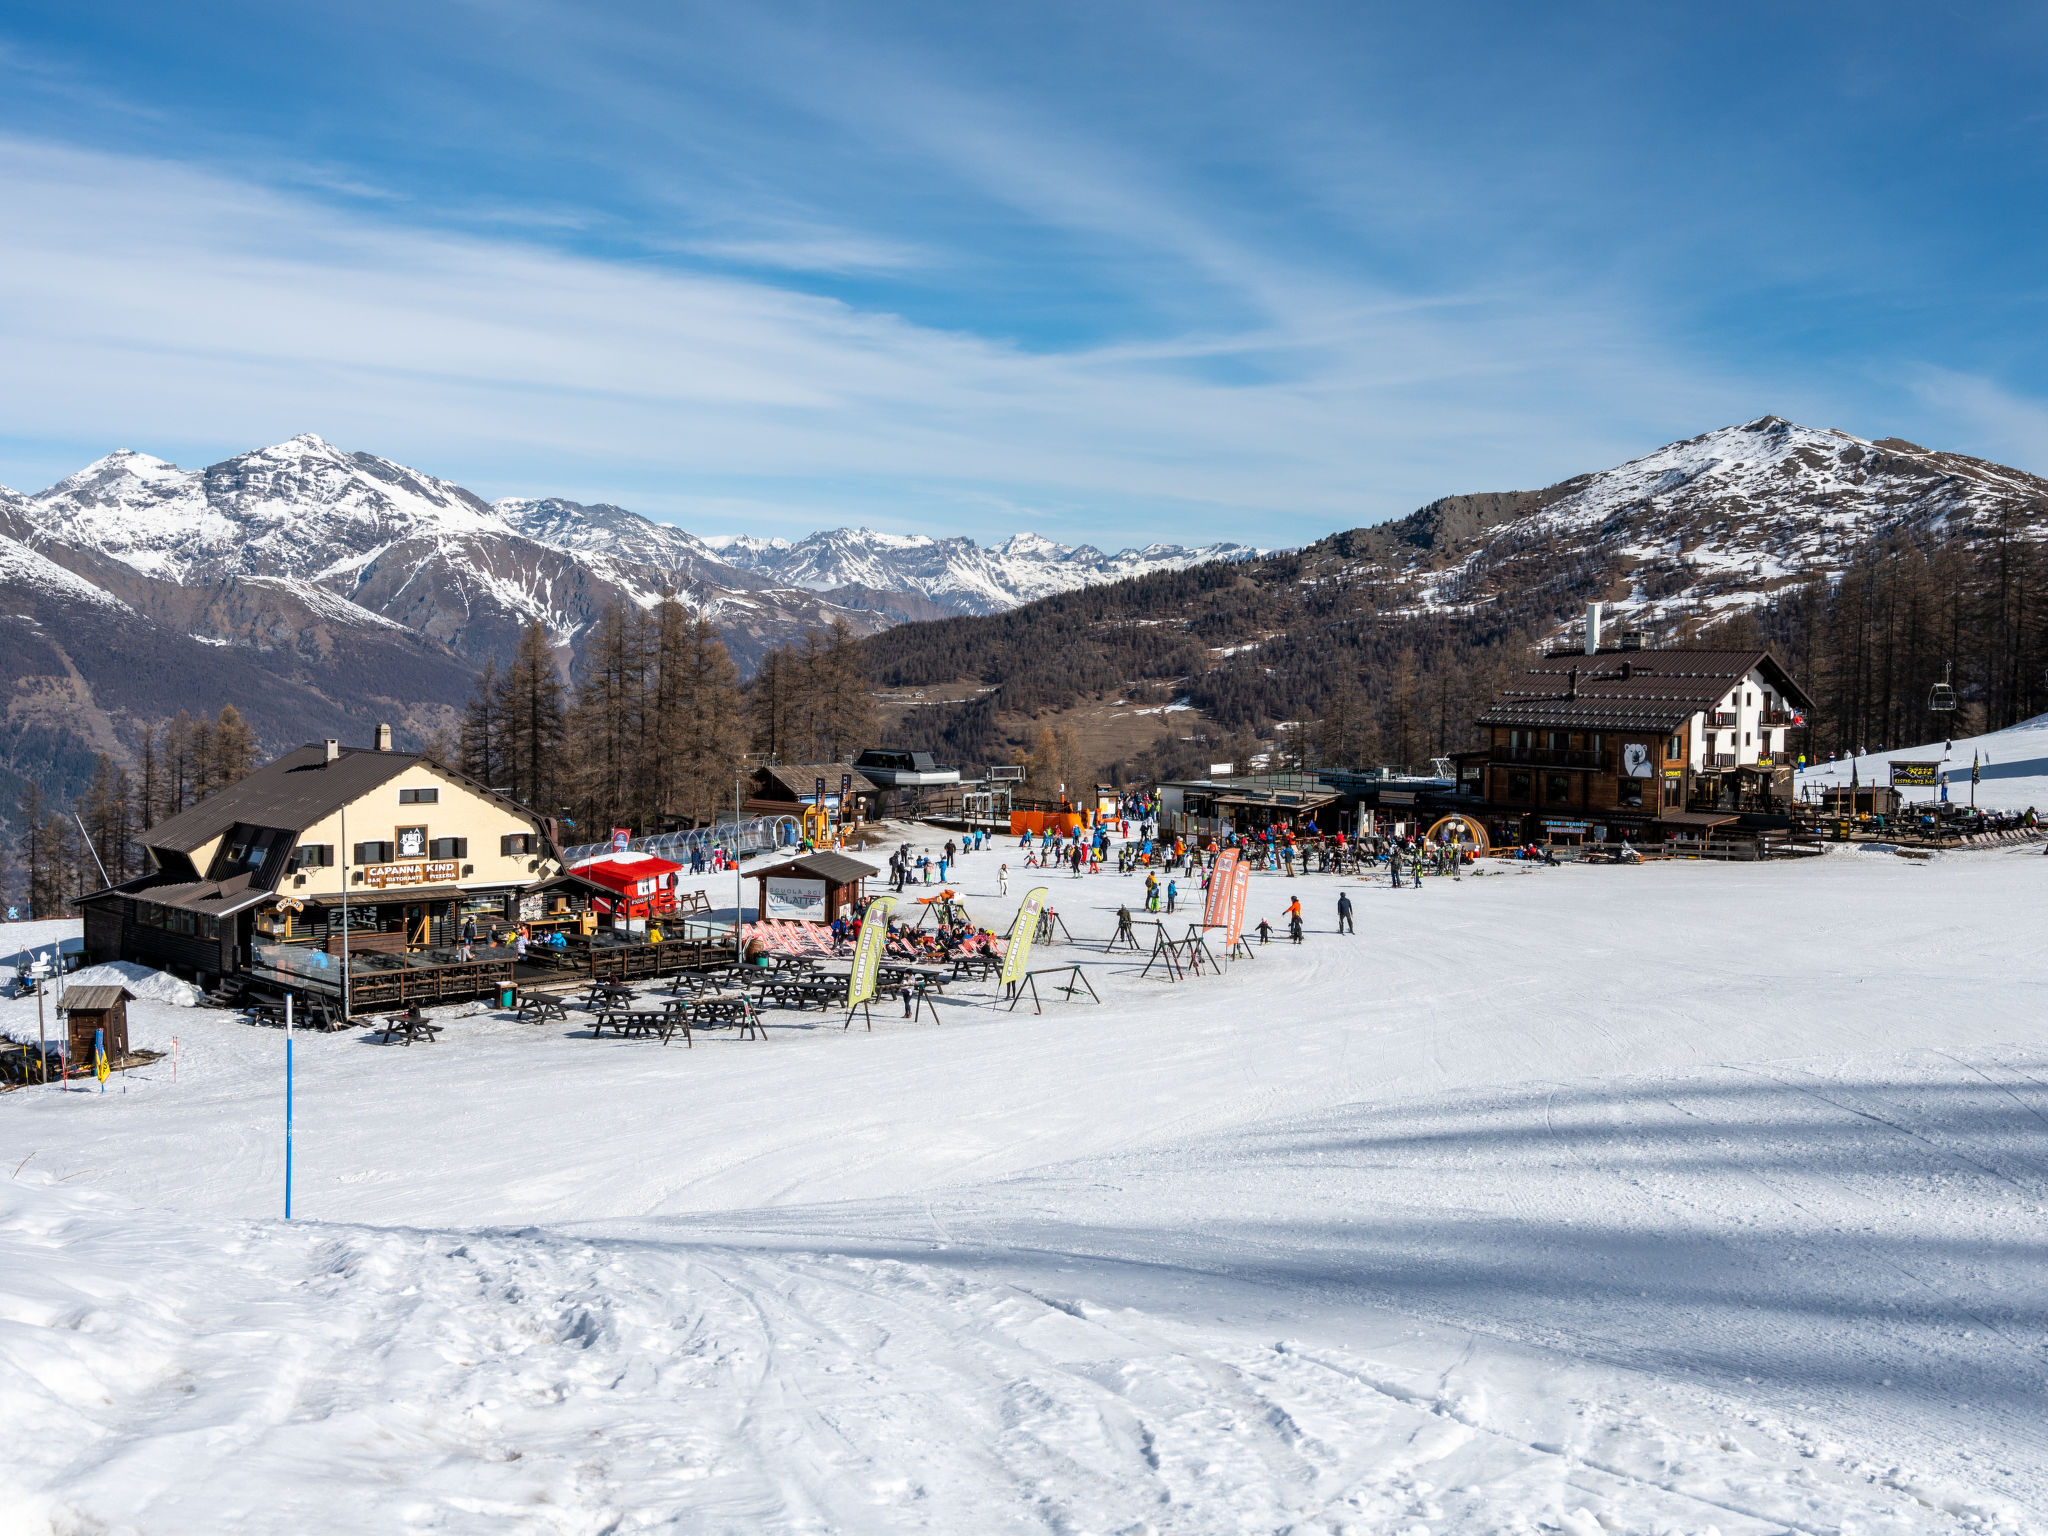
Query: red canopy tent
568,852,685,921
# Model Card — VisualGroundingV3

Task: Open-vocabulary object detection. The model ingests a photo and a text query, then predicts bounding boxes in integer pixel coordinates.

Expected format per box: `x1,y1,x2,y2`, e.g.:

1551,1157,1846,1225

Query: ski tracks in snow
5,1173,2035,1535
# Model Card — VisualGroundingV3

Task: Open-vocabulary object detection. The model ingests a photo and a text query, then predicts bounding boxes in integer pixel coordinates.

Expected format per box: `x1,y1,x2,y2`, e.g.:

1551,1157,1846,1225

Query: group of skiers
886,829,994,892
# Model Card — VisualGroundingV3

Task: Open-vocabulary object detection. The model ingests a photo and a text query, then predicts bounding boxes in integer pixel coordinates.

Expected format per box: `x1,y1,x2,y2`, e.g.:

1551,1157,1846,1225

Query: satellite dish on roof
1929,661,1957,713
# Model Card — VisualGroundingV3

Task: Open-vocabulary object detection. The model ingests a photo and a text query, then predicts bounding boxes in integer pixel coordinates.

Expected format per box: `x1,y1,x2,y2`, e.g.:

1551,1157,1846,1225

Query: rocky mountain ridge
1302,415,2048,638
0,433,1258,805
708,526,1258,614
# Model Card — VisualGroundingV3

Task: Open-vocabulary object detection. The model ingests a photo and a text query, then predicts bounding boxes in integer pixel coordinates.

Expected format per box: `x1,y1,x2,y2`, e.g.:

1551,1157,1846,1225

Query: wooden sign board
361,860,461,890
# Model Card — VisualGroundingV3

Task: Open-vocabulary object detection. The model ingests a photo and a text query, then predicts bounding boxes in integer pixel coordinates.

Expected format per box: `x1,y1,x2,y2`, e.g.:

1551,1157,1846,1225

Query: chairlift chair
1929,662,1957,714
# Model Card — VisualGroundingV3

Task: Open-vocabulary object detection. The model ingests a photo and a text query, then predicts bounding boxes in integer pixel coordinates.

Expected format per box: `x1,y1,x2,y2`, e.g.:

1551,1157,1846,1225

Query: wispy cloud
1903,367,2048,470
0,131,1771,540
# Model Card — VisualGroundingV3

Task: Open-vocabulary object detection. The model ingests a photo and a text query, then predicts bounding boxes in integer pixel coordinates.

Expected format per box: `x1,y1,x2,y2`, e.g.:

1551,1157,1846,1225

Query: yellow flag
847,895,897,1007
94,1027,109,1085
1001,888,1049,987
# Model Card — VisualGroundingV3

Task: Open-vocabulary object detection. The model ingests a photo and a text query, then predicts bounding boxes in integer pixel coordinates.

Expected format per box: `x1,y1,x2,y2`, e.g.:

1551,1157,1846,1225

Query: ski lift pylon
1929,661,1957,713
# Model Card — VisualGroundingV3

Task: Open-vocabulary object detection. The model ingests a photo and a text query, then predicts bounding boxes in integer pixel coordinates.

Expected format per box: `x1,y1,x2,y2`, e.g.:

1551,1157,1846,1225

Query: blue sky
1,3,2045,548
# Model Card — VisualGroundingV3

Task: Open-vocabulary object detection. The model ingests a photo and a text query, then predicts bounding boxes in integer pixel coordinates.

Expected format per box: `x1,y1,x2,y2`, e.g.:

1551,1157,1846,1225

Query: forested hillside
865,419,2048,781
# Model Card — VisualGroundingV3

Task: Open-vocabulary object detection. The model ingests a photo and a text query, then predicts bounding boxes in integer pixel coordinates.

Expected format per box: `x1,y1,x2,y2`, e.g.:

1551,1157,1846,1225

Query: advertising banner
1203,848,1239,928
1002,887,1050,987
611,828,631,852
1889,760,1940,787
765,877,827,920
1225,858,1252,944
847,894,896,1007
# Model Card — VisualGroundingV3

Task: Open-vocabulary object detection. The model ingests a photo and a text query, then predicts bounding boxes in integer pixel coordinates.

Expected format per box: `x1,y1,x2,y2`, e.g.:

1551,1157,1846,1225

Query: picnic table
374,1009,442,1046
512,991,568,1023
669,966,744,996
946,951,1002,983
591,1008,688,1046
582,982,634,1011
666,991,764,1041
752,972,844,1012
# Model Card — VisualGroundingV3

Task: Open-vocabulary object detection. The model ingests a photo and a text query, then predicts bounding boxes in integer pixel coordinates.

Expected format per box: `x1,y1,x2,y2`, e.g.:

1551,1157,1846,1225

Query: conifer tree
498,620,568,818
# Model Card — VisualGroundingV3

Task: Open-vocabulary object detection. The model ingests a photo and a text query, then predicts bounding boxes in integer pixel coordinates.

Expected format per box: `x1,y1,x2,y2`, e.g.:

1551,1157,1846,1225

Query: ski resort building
1468,629,1815,843
743,762,881,835
74,729,558,995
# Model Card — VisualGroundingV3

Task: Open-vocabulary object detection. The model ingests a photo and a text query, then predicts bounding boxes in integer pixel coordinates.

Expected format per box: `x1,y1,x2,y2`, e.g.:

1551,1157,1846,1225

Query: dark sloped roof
59,986,134,1011
1477,647,1814,733
141,745,417,853
749,851,879,884
753,763,879,798
74,870,277,916
140,744,545,855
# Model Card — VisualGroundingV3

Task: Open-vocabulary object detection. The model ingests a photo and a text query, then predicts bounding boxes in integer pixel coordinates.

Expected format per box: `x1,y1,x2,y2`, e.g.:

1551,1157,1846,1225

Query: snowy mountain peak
1322,414,2048,643
989,531,1074,560
45,448,194,500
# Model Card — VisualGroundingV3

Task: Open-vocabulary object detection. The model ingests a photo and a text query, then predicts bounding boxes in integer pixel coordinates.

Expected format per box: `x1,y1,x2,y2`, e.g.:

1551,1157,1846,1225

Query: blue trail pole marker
284,994,294,1220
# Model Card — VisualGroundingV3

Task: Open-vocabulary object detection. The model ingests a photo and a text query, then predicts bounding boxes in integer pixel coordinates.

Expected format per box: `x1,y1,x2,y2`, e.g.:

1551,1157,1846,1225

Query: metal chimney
375,723,393,752
323,738,340,762
1584,602,1605,655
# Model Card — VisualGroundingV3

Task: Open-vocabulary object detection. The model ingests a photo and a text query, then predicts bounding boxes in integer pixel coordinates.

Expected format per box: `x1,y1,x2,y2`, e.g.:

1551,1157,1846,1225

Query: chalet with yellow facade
76,727,558,988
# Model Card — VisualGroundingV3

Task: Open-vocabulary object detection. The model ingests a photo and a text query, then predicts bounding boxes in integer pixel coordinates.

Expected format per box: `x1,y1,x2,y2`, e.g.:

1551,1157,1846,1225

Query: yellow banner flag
1001,887,1050,988
94,1027,109,1086
846,895,897,1008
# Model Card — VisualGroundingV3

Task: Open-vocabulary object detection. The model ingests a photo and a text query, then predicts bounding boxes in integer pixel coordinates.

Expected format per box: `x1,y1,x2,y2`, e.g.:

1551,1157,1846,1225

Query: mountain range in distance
0,432,1253,802
4,415,2044,809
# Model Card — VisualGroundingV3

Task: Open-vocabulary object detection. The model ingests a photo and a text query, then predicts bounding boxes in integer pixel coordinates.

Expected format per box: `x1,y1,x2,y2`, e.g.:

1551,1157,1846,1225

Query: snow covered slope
6,842,2048,1531
1804,708,2048,813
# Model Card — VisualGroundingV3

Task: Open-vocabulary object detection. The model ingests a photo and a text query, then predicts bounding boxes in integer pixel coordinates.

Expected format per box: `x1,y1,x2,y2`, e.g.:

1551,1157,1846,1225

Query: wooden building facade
1467,645,1816,840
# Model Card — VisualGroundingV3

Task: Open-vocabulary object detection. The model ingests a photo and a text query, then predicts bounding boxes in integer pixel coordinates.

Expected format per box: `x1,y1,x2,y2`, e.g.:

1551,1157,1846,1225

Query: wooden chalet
1466,630,1815,843
74,728,558,1004
744,763,881,828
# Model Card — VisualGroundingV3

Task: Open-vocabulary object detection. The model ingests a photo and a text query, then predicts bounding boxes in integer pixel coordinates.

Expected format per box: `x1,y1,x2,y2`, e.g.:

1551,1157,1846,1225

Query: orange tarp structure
1009,810,1089,836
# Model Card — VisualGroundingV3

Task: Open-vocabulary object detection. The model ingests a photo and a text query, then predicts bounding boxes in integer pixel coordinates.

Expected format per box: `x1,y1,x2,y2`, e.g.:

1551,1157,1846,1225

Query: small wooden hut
58,985,134,1063
748,851,878,924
